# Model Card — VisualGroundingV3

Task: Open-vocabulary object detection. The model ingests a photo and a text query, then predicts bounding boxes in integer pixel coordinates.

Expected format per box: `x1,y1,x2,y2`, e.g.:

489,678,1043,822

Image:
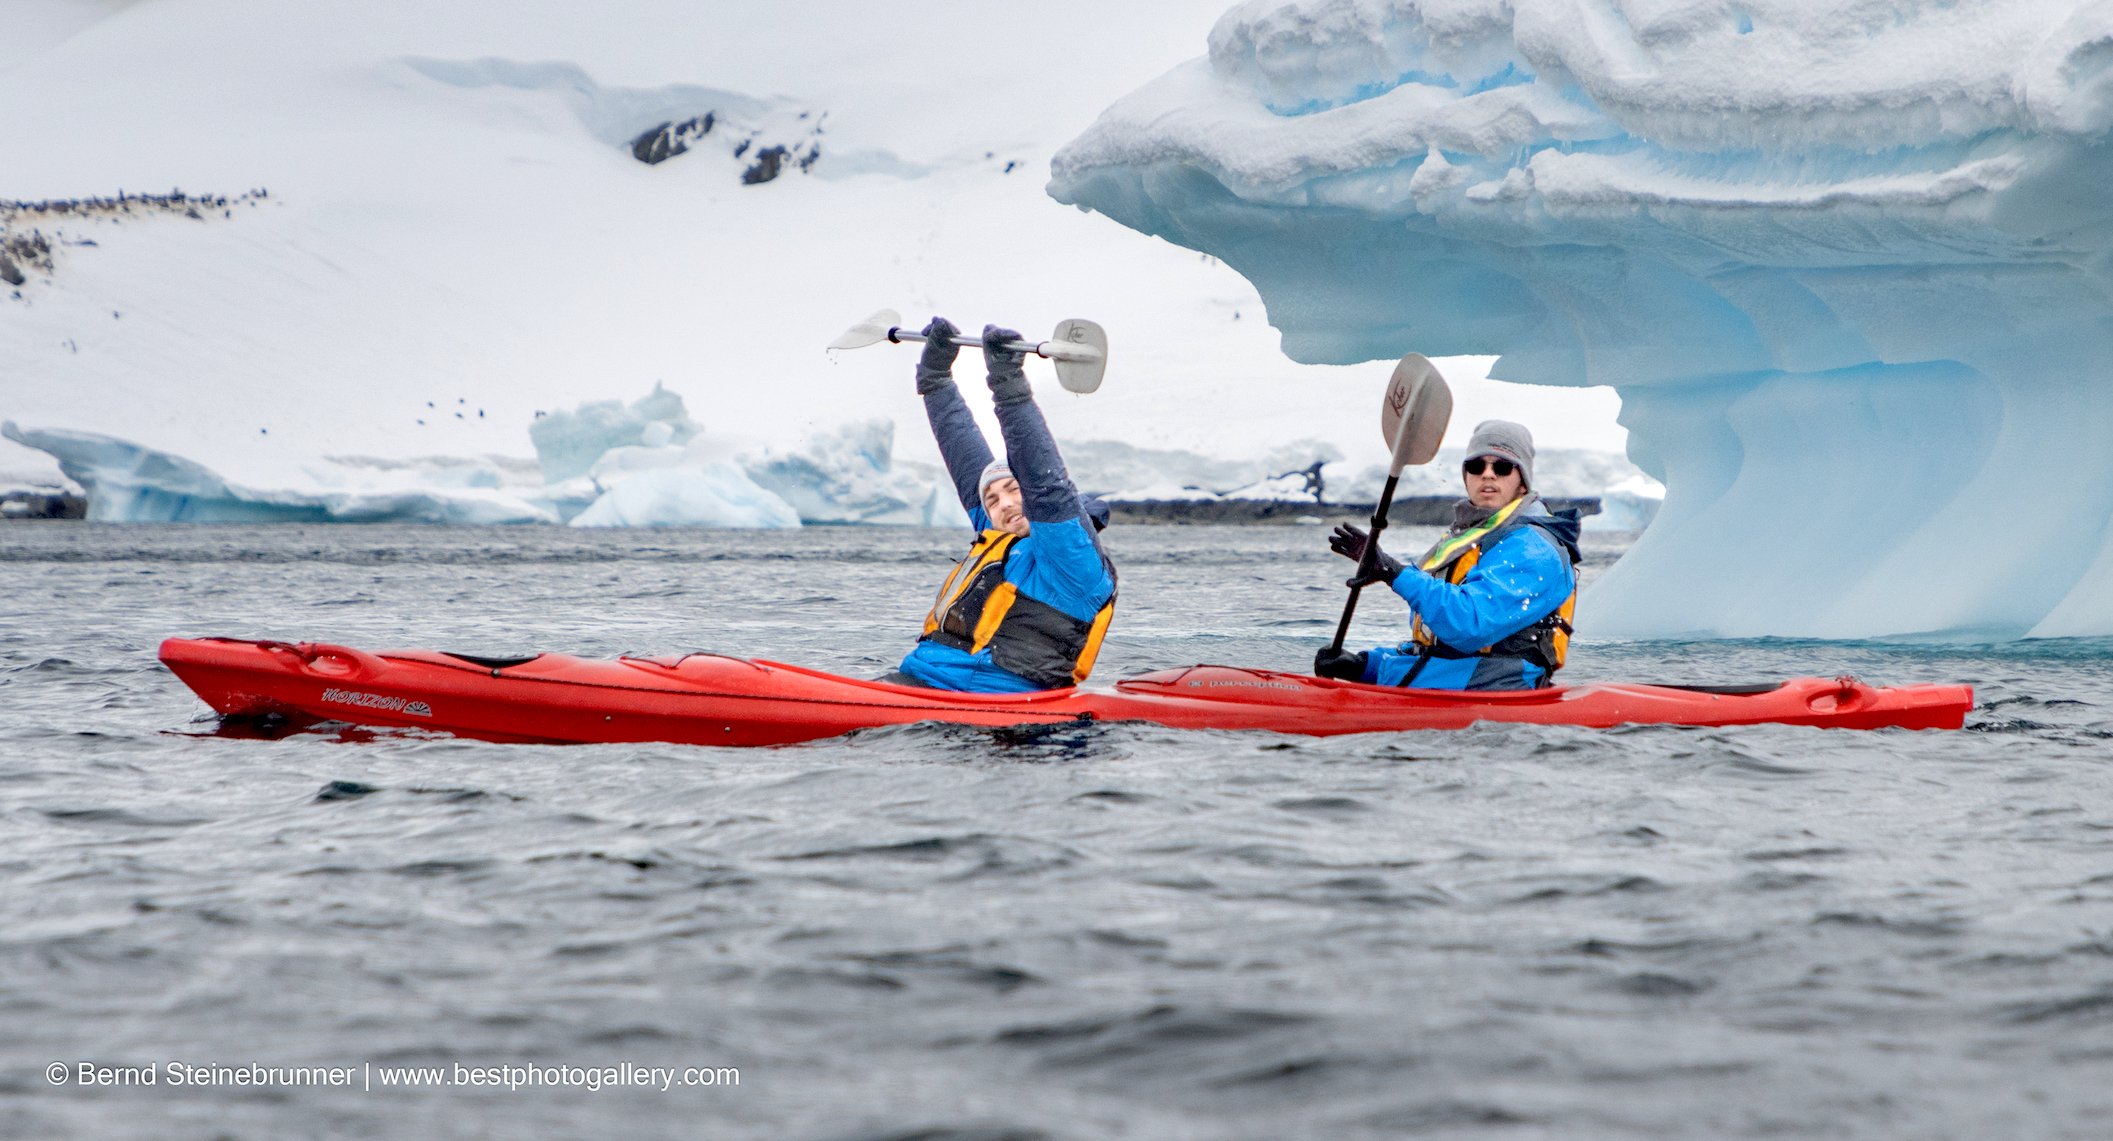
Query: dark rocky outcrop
631,113,716,165
2,190,263,288
628,107,825,184
1,230,51,283
741,145,789,185
0,491,87,520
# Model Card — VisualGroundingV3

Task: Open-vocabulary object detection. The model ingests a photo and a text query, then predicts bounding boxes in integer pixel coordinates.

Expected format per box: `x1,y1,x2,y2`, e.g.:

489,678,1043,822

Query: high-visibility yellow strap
1421,496,1528,572
1545,591,1577,670
924,530,1015,635
969,581,1019,652
1071,601,1117,683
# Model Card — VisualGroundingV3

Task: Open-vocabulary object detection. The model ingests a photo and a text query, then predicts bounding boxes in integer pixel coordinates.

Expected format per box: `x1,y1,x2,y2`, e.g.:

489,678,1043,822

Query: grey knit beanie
1464,420,1535,489
977,460,1014,501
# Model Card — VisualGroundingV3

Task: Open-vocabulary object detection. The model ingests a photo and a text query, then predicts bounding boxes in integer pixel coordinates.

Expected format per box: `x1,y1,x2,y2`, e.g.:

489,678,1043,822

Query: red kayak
158,637,1974,745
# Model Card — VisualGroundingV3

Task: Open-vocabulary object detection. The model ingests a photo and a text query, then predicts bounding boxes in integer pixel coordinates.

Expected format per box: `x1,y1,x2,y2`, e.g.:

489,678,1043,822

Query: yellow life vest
1409,497,1578,672
922,529,1116,689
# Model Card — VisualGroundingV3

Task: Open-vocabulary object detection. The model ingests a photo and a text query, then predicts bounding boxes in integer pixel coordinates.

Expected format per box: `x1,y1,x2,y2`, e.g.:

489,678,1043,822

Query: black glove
983,324,1032,404
1328,523,1404,586
1314,646,1369,681
915,317,960,393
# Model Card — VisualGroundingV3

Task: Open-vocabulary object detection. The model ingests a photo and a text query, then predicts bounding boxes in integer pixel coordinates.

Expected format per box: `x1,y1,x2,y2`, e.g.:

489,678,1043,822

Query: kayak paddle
829,308,1109,393
1327,353,1454,655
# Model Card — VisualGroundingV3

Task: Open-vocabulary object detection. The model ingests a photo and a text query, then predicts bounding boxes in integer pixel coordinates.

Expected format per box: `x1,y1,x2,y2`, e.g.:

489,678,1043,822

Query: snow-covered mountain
0,0,1641,520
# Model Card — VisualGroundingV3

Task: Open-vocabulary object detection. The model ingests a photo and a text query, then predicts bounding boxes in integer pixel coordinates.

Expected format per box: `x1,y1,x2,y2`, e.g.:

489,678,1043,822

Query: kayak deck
158,637,1975,745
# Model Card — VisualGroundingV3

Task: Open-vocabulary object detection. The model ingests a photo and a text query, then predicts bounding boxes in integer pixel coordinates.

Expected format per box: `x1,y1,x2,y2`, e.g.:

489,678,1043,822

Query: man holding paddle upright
1317,418,1582,690
889,318,1117,693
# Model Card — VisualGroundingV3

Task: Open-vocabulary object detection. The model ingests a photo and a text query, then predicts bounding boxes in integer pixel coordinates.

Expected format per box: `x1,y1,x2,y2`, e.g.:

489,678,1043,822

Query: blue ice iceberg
743,421,972,528
528,383,697,485
1052,0,2113,639
0,385,967,530
568,464,802,529
0,422,557,524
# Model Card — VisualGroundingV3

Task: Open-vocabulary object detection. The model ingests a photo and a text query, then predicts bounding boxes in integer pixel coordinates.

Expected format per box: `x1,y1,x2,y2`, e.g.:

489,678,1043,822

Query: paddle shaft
1328,470,1404,654
884,326,1095,363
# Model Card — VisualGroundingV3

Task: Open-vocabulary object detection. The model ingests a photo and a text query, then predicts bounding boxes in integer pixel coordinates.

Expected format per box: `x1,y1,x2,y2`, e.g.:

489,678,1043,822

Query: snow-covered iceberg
568,465,802,529
1,384,989,530
743,421,971,528
529,384,698,486
2,421,557,524
1052,0,2113,639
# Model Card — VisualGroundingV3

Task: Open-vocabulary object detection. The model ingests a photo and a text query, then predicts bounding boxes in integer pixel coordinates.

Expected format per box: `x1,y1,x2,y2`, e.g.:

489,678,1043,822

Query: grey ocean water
3,522,2110,1140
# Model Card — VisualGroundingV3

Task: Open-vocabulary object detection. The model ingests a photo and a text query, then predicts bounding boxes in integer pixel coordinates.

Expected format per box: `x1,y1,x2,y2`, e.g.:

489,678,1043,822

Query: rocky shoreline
1,493,1607,526
0,490,86,519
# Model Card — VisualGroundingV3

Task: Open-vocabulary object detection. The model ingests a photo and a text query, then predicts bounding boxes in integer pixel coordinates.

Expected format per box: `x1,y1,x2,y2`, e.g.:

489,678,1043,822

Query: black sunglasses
1463,457,1517,477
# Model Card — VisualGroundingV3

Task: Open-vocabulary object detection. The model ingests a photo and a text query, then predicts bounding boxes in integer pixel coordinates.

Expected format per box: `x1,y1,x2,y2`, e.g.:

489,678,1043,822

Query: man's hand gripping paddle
1326,353,1454,655
829,308,1109,393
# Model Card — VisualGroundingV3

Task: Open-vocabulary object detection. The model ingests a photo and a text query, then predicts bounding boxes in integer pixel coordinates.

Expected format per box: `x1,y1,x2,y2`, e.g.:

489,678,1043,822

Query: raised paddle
1327,353,1454,655
829,308,1109,393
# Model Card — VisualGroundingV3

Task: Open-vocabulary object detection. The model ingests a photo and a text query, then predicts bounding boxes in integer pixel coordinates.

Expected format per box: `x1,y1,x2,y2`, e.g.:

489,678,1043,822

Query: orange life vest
922,529,1116,689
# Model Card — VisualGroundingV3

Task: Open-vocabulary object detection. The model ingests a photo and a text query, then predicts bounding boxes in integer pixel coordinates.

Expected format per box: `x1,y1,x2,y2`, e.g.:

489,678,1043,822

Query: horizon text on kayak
320,687,431,717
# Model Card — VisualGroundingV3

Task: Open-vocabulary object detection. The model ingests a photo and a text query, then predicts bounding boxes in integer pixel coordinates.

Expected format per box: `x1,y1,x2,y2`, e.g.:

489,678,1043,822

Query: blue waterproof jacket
1359,500,1580,690
898,369,1115,693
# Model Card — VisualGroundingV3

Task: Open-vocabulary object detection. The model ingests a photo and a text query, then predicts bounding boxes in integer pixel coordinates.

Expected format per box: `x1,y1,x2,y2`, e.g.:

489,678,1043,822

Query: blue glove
916,317,960,393
983,325,1032,404
1328,523,1404,586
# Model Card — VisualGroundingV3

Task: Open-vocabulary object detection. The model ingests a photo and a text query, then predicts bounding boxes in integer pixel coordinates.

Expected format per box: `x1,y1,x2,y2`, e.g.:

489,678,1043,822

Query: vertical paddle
1327,353,1454,654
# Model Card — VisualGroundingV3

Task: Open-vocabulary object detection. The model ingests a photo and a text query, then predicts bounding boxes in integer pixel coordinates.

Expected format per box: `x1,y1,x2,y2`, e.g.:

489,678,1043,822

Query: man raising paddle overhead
888,317,1116,693
1315,420,1581,690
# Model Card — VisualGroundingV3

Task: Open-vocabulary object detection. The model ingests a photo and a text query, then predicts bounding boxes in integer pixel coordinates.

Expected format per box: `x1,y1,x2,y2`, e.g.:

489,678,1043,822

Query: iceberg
1,386,977,530
1051,0,2113,639
5,391,1657,529
539,392,958,528
568,464,802,529
528,384,698,486
562,438,805,531
742,421,971,528
1,421,557,524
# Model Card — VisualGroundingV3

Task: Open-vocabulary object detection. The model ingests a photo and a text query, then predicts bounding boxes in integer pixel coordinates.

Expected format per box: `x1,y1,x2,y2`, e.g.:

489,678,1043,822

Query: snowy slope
0,0,1632,510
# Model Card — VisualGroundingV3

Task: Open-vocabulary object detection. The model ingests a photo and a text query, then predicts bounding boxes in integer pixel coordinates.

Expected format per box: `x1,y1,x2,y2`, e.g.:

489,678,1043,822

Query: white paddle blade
1380,353,1453,470
828,308,903,351
1047,318,1107,393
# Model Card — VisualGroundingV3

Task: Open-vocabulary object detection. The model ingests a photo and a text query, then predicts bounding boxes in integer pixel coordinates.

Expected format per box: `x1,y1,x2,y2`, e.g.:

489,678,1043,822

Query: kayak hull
159,637,1974,745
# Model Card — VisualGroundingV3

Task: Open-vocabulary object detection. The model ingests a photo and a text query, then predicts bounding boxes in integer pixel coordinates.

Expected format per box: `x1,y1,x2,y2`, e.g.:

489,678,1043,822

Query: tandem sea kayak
158,637,1974,745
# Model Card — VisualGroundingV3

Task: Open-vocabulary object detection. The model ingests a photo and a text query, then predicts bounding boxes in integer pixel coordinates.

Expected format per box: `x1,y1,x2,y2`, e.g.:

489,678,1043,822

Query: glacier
1051,0,2113,639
